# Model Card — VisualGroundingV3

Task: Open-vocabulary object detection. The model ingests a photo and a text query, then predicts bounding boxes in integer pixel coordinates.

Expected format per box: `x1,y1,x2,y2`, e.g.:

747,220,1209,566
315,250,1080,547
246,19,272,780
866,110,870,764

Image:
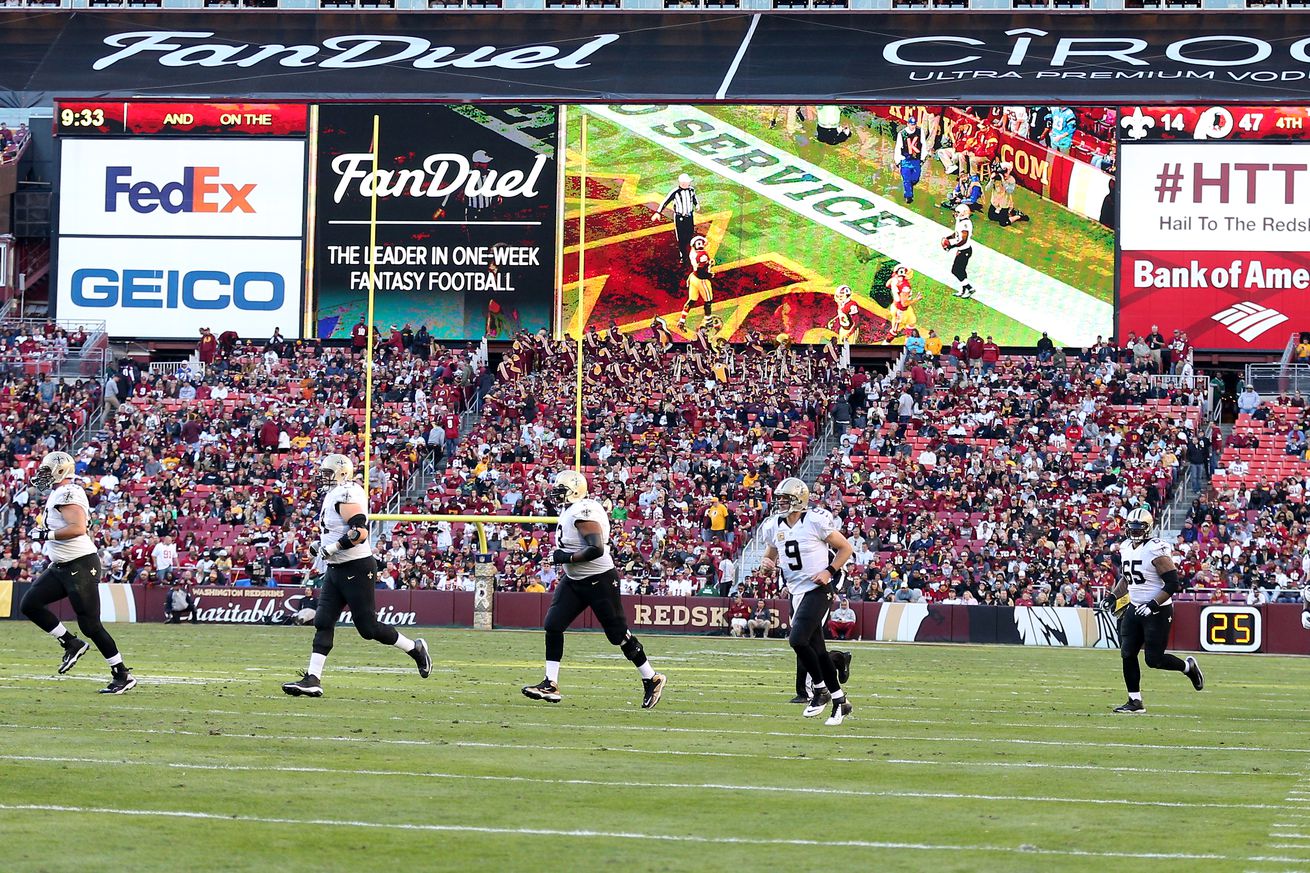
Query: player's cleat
282,673,323,698
825,699,853,726
788,694,809,705
99,666,136,695
952,289,965,298
522,678,561,703
832,650,852,685
411,639,432,679
1112,698,1145,714
802,689,832,717
58,637,90,675
642,674,666,709
1184,656,1204,691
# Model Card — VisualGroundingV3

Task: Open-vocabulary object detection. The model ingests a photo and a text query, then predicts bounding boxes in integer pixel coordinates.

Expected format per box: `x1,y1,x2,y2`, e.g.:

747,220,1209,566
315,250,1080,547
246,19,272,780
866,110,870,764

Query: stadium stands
765,349,1210,608
385,330,847,593
7,329,480,587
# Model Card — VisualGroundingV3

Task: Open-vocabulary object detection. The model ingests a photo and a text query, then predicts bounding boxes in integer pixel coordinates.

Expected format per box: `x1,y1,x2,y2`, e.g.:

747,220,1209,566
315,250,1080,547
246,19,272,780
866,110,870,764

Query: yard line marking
0,753,1282,811
6,719,1307,758
0,803,1246,861
878,759,1296,778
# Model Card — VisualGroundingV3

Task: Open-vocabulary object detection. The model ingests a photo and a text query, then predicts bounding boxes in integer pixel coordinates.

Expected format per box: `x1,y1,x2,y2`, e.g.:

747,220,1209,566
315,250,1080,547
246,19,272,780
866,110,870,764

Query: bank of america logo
1211,302,1289,342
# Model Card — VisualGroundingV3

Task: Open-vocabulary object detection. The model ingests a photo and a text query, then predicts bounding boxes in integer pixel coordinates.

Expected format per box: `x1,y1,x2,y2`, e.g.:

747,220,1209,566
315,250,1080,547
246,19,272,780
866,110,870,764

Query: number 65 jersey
764,508,840,597
1119,537,1172,607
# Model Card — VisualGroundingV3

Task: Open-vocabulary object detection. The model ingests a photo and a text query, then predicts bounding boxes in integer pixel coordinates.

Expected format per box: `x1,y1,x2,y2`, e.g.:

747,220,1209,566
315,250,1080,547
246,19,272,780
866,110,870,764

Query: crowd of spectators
381,327,845,594
4,324,481,591
1,122,28,164
736,337,1209,609
1176,395,1310,604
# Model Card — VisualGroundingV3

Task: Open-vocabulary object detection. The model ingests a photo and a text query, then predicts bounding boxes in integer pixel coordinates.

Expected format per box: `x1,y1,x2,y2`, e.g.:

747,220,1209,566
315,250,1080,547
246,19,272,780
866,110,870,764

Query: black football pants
21,554,120,659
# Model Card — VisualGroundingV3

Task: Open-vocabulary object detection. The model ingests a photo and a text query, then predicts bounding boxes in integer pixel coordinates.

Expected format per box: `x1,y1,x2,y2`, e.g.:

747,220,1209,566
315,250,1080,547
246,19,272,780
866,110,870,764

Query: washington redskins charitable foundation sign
10,12,1310,103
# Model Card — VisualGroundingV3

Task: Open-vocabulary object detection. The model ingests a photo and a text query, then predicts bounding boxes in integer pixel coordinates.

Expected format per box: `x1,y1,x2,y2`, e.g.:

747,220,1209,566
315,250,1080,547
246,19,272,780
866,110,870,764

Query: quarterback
760,478,855,726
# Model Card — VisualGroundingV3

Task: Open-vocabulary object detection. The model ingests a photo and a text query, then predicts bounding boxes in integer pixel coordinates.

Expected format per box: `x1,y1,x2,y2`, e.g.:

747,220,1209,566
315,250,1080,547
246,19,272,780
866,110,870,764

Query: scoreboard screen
53,99,310,341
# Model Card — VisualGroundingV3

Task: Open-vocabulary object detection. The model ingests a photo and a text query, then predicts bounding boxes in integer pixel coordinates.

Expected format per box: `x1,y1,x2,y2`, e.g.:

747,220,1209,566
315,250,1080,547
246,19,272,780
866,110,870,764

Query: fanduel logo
1211,302,1289,342
330,153,548,204
106,166,256,214
92,32,618,72
70,269,285,310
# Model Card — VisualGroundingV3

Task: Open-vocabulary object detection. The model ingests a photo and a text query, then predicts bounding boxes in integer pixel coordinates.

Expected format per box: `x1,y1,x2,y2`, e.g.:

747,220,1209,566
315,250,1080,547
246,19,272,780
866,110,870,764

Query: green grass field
564,105,1114,346
1,625,1307,873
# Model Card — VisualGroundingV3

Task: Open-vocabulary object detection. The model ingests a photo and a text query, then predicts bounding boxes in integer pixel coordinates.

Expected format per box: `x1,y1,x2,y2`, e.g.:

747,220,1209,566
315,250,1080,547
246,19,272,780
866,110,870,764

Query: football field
1,625,1307,873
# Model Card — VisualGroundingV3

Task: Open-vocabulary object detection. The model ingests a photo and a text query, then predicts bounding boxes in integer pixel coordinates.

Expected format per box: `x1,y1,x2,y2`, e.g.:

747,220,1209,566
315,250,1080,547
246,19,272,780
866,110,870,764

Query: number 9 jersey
763,507,840,597
1119,537,1172,607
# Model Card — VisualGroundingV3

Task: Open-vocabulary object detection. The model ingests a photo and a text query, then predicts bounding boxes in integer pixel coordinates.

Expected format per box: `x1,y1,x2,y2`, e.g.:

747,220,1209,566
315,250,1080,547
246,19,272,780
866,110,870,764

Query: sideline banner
12,13,1310,103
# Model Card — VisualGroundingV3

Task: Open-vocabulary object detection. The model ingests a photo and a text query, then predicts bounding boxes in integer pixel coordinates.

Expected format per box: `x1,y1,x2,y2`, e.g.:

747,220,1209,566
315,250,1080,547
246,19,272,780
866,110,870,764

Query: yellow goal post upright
354,108,594,627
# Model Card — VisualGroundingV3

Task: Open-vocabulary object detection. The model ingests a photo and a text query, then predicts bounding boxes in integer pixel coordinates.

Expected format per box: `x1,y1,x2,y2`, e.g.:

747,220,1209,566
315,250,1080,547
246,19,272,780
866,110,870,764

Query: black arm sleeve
570,532,605,563
1160,568,1182,595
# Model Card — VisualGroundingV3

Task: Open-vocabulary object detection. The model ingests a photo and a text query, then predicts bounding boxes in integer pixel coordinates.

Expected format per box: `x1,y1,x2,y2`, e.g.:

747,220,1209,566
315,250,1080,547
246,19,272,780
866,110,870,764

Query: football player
677,235,714,332
760,478,855,725
522,470,666,708
19,451,137,694
828,285,861,344
885,266,919,337
282,454,431,697
1112,507,1204,714
1301,585,1310,630
943,203,978,300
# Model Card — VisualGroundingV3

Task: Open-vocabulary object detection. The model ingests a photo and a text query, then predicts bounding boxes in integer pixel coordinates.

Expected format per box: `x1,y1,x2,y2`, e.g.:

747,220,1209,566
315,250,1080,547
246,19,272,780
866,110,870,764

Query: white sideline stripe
584,104,1113,345
0,803,1244,861
0,754,1273,811
7,718,1307,758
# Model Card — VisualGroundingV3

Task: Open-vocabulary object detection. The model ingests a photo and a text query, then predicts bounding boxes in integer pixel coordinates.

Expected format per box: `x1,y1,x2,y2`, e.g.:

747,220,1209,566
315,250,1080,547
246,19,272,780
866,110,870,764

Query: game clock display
1199,606,1262,653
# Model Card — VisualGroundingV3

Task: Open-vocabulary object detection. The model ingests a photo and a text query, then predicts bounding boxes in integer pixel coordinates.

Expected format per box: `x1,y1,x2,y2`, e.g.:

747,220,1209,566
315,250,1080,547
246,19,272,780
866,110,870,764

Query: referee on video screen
653,173,699,257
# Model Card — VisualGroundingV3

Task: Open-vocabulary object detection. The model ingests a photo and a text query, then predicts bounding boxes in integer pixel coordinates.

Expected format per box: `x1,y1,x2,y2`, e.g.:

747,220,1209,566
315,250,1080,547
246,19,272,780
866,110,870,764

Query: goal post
354,108,593,628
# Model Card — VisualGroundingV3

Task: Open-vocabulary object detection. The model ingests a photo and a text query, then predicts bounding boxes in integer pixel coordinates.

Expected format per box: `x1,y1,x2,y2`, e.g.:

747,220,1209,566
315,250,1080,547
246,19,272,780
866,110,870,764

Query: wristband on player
826,565,841,579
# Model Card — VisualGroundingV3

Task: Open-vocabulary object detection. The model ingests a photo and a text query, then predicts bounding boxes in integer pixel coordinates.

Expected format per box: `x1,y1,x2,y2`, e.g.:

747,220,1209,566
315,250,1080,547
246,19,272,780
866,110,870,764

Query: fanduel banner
10,13,1310,102
1118,141,1310,350
313,104,556,341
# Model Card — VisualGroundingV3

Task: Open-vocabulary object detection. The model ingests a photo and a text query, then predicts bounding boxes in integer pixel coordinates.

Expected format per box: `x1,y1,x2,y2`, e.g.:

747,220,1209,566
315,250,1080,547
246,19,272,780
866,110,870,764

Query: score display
1199,606,1262,653
55,101,307,136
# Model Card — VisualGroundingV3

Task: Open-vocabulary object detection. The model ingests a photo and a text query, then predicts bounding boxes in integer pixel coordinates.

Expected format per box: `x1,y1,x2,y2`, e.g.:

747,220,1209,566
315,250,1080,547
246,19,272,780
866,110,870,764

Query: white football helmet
316,454,355,490
690,235,707,252
954,203,972,219
893,265,911,278
773,477,811,516
551,469,588,506
1126,507,1154,545
32,451,75,491
834,284,852,305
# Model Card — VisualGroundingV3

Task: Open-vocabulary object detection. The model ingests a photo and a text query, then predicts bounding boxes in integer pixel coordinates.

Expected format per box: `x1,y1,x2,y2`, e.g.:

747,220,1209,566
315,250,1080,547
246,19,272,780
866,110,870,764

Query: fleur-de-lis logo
1120,108,1156,141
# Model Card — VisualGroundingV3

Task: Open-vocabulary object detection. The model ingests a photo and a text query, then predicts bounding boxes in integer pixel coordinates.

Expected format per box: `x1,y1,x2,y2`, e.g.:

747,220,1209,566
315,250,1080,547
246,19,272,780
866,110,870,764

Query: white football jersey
319,482,372,565
557,499,613,580
953,216,974,253
764,507,840,596
44,483,97,563
1119,537,1173,606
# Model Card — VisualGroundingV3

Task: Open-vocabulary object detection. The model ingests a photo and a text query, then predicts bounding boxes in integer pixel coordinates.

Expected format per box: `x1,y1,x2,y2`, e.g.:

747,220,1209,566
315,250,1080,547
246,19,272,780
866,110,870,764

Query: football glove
940,236,953,250
309,542,341,561
1133,601,1161,617
551,548,573,565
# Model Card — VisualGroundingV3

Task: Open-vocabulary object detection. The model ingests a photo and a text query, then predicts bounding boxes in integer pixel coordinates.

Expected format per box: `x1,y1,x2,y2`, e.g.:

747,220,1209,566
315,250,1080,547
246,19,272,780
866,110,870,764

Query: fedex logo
105,166,257,214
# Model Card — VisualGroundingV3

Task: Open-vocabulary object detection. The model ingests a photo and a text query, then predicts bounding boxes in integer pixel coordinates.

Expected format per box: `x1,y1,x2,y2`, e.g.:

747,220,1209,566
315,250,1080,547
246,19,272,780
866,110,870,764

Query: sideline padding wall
8,585,1310,656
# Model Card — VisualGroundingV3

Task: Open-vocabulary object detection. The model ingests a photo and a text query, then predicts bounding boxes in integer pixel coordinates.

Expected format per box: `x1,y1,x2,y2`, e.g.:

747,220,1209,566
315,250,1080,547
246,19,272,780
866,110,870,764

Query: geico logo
105,166,257,214
70,269,284,310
